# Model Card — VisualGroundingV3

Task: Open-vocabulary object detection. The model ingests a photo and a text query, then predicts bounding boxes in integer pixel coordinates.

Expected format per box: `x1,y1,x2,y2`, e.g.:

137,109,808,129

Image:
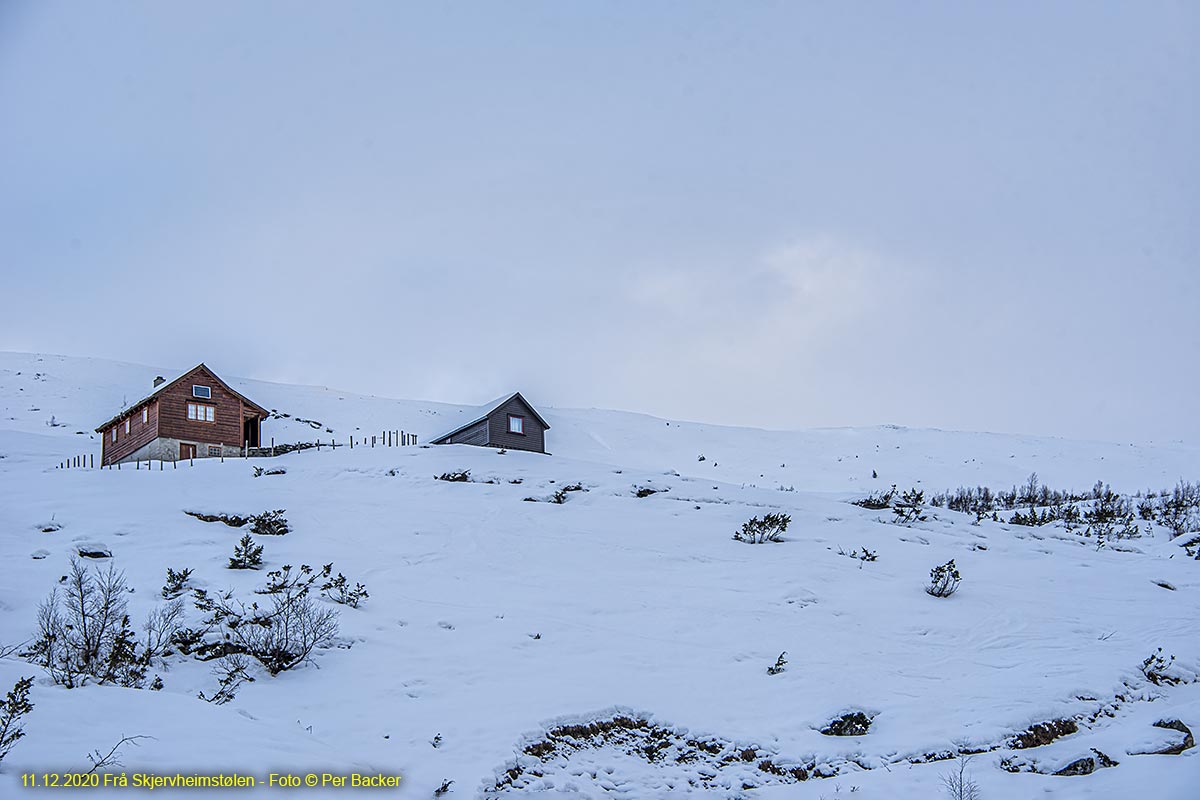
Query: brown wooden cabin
95,364,268,466
430,392,550,454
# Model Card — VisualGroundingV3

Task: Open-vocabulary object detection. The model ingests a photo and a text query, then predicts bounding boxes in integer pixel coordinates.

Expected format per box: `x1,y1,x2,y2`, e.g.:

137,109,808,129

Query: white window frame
111,427,117,442
142,408,148,424
192,385,212,399
188,402,215,423
125,419,130,434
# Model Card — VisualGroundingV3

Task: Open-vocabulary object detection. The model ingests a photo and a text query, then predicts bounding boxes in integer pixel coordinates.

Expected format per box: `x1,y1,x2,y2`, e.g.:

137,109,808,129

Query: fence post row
69,422,421,471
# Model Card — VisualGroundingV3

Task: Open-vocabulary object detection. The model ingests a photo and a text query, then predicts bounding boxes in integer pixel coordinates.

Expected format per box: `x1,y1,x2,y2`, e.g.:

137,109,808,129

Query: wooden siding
156,365,256,450
486,395,546,453
101,400,159,465
443,419,489,446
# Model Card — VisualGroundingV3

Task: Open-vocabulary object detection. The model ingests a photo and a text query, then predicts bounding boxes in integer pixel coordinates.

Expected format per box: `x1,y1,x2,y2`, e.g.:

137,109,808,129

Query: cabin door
179,443,197,460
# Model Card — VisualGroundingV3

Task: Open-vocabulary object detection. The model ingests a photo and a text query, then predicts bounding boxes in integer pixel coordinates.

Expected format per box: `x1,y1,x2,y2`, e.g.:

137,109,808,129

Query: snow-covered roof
93,363,268,431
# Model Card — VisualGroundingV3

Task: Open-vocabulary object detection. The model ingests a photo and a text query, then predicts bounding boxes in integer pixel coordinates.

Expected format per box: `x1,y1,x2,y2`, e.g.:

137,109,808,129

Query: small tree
1156,482,1200,539
161,567,193,599
733,513,791,544
766,652,787,675
228,535,264,570
926,559,961,598
321,572,369,608
31,558,146,688
0,676,34,767
941,754,981,800
1085,485,1138,540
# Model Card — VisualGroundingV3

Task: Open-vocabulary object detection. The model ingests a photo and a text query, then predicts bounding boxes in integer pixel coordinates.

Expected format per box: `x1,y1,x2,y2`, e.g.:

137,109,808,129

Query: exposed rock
1054,749,1118,776
30,549,49,560
821,712,872,737
1012,718,1078,749
75,542,111,559
1150,719,1195,755
184,510,250,527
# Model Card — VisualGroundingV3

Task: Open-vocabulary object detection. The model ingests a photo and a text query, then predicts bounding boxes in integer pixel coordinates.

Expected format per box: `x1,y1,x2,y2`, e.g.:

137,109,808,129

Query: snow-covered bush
193,574,339,674
251,509,290,536
1154,481,1200,538
926,559,961,598
838,546,878,567
30,558,151,688
733,513,790,544
228,535,264,570
892,488,928,524
141,599,184,663
766,652,787,675
549,483,584,504
238,594,338,675
853,486,895,510
1085,486,1138,540
821,711,872,736
198,654,255,705
436,470,471,482
0,676,34,767
1140,648,1179,686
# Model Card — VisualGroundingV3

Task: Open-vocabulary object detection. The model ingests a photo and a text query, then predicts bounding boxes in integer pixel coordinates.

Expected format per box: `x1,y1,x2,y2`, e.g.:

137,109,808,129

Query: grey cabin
430,392,549,454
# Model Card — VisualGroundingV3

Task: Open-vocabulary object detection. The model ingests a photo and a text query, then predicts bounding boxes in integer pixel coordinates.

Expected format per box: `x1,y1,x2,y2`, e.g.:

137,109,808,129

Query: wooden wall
155,365,252,450
486,395,546,453
100,399,159,465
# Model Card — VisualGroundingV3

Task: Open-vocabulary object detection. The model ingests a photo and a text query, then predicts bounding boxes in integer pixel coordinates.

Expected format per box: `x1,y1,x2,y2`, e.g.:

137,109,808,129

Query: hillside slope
0,352,1197,799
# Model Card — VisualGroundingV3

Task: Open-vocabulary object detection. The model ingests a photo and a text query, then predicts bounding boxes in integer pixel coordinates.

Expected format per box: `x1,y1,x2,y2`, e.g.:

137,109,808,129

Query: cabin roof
94,363,269,432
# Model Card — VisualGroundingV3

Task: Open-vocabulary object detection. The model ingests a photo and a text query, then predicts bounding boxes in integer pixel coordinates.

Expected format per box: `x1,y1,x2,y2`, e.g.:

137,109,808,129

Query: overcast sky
1,2,1196,444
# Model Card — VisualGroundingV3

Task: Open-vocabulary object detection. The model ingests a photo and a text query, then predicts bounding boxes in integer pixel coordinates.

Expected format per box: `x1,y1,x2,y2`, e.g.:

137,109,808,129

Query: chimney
153,376,165,388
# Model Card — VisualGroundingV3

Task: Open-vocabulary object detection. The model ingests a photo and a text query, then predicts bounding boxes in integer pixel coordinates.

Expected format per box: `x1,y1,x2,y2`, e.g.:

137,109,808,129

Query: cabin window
508,415,525,435
125,419,130,434
188,403,215,423
192,385,212,399
111,427,117,442
208,446,222,457
142,408,148,424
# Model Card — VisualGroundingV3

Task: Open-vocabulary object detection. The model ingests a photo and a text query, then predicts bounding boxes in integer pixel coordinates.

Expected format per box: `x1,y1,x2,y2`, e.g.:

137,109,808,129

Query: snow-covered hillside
1,351,1197,799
